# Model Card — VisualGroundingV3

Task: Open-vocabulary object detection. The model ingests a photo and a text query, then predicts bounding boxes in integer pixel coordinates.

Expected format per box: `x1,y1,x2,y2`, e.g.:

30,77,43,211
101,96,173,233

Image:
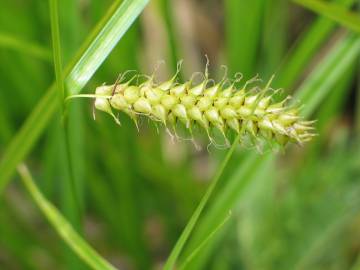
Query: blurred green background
1,0,360,269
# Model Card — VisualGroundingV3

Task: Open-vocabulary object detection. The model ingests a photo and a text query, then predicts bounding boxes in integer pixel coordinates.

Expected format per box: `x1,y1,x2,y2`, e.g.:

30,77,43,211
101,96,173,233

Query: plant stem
179,211,232,270
49,0,65,110
49,1,82,268
17,164,117,270
163,134,240,270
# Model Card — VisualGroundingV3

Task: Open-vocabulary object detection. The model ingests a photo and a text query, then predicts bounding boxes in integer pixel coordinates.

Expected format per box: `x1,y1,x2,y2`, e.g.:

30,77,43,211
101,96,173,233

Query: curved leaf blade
0,0,149,192
17,164,117,270
293,0,360,33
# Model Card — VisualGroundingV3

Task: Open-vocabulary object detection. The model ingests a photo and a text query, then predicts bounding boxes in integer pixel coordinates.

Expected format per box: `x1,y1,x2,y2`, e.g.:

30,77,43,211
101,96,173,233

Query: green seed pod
70,66,316,149
124,86,140,104
110,94,129,110
133,97,152,114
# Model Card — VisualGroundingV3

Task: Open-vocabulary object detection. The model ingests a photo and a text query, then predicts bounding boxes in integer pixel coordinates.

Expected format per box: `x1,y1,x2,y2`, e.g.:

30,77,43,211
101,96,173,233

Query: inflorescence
69,62,316,149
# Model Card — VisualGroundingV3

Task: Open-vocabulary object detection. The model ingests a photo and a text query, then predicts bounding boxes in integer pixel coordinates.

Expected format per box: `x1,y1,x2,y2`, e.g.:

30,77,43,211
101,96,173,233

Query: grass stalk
17,164,117,270
0,0,150,193
0,32,52,61
49,0,65,109
49,0,80,222
292,0,360,33
49,1,83,268
179,211,232,270
163,134,240,270
180,34,360,269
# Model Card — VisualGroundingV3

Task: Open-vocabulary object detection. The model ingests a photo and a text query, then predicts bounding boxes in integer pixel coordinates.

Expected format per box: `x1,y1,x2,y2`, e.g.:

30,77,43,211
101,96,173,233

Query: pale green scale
220,106,237,119
172,104,188,124
228,90,245,108
272,120,287,134
278,113,299,125
170,83,187,97
244,95,258,106
152,104,167,123
204,84,220,97
214,97,228,109
258,96,271,109
189,81,206,96
180,95,196,108
220,86,233,98
246,120,257,136
133,97,152,114
110,94,129,110
124,86,140,104
187,106,202,121
161,95,177,110
237,106,251,118
144,87,163,104
227,118,240,132
197,96,212,111
205,107,223,126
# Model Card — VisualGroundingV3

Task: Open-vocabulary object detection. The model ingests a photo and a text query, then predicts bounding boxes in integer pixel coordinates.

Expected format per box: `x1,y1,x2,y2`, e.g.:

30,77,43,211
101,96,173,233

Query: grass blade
49,0,84,268
17,164,117,270
295,34,360,117
0,0,150,192
49,0,65,107
276,0,355,89
181,153,273,269
225,0,265,78
179,211,232,270
293,191,360,269
0,32,52,62
293,0,360,33
180,34,360,269
163,135,240,270
65,0,149,95
351,251,360,270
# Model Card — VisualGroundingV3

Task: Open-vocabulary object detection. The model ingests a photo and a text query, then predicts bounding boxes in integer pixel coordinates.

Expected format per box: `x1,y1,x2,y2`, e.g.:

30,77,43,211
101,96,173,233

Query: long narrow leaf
276,0,355,89
0,32,52,61
66,0,149,95
49,0,65,106
295,34,360,117
0,0,150,192
49,0,84,268
181,34,360,269
17,164,117,270
163,135,240,270
293,0,360,33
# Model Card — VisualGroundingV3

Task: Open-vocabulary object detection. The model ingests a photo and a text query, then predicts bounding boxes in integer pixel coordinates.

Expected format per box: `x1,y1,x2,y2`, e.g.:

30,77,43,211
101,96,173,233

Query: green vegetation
0,0,359,269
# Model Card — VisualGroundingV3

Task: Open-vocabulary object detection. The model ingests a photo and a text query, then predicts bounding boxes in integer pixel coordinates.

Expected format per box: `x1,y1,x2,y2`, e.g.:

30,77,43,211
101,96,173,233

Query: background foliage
0,0,360,269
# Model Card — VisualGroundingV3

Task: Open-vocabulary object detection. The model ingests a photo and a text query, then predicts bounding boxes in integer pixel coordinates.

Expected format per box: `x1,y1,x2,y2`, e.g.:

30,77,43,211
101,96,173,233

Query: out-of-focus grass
293,0,360,33
181,36,360,270
179,1,360,269
0,33,52,61
275,0,355,89
18,164,117,270
0,0,149,191
225,0,265,78
49,0,83,269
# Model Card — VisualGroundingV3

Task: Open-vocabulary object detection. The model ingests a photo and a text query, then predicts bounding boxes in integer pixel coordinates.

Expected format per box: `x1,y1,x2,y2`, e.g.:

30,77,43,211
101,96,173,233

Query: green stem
179,211,232,270
49,0,80,216
49,0,65,110
0,0,149,192
17,164,117,270
65,94,113,102
292,0,360,33
163,134,240,270
0,32,52,61
49,1,82,268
